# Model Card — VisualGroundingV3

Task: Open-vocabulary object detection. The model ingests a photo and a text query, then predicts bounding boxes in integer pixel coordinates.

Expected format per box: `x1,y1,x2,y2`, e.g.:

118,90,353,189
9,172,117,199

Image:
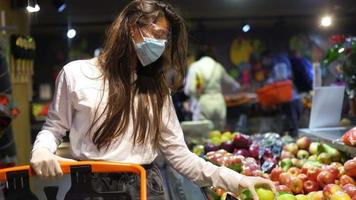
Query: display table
299,127,356,157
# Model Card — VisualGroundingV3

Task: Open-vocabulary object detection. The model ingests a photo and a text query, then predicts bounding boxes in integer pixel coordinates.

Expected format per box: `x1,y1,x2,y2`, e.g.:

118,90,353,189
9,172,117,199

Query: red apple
216,156,231,166
340,175,356,186
343,184,356,198
279,172,292,185
284,143,299,155
307,167,322,182
271,167,284,182
331,162,344,169
288,176,303,194
249,143,260,159
297,173,308,183
281,150,295,159
215,188,225,196
233,134,251,149
301,167,308,175
216,149,228,155
276,184,292,193
323,165,340,178
297,136,311,150
252,170,263,177
234,148,250,157
303,180,320,194
339,166,346,176
344,159,356,178
323,184,343,199
317,170,337,187
242,168,253,176
288,167,301,177
221,141,235,153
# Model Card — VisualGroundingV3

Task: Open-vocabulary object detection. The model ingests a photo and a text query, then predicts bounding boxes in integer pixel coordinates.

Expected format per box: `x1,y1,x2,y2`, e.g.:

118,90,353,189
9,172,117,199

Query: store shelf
299,127,356,157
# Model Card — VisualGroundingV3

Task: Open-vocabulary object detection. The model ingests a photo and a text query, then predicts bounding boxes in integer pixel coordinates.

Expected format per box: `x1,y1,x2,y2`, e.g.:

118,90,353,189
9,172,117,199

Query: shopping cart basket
0,161,147,200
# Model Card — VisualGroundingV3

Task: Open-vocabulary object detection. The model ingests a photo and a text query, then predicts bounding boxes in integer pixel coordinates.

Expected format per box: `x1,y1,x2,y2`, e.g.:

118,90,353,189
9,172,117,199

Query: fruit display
197,133,356,200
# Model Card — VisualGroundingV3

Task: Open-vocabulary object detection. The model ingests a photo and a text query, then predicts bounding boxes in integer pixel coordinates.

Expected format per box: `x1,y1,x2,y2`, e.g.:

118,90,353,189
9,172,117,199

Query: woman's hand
30,148,77,177
239,176,277,200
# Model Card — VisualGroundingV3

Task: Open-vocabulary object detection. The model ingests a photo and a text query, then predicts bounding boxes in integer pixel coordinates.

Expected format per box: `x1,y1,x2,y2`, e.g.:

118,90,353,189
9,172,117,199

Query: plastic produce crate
0,161,147,200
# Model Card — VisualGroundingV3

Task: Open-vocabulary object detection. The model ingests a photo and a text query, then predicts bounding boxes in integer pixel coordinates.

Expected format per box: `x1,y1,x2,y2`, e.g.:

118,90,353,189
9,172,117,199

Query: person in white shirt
184,47,241,130
30,0,275,199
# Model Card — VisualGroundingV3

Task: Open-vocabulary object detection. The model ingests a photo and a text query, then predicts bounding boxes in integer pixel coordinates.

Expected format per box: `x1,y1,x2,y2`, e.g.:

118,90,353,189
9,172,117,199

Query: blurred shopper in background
184,46,241,130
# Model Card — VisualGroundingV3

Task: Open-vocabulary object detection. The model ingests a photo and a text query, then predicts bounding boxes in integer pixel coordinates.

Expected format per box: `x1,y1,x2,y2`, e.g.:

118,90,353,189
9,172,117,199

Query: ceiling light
320,15,332,27
26,0,40,13
67,29,76,39
242,24,251,32
53,0,66,12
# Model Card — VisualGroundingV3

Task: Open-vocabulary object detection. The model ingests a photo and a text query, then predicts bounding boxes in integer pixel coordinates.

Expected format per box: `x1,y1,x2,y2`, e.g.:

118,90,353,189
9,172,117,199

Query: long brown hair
89,0,187,150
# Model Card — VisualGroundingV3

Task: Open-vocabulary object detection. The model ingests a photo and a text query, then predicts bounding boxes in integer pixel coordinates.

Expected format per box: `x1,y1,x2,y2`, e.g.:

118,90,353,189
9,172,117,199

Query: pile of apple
197,131,282,173
271,136,356,200
202,135,356,200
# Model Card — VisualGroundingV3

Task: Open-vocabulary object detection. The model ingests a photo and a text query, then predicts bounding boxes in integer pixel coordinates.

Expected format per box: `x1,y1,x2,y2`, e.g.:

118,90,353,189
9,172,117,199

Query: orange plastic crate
256,80,293,107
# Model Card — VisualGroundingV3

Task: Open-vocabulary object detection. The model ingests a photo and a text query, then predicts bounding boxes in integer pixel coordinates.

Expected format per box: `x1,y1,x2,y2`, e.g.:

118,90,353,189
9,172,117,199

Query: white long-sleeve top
32,58,244,193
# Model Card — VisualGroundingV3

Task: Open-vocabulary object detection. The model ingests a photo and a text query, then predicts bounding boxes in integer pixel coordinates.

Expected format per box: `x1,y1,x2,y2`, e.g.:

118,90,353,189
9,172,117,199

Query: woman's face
132,16,170,43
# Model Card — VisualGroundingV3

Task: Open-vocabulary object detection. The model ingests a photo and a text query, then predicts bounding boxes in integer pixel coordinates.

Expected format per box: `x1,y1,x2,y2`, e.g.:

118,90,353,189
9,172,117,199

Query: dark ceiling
29,0,356,33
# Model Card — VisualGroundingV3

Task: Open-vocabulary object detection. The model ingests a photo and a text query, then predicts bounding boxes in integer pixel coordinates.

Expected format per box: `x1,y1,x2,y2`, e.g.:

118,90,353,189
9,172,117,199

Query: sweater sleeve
159,97,244,193
32,69,74,153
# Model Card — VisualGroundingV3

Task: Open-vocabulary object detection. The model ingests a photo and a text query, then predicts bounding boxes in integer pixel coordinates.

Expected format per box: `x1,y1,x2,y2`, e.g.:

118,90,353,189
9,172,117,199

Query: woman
30,0,275,199
184,46,241,130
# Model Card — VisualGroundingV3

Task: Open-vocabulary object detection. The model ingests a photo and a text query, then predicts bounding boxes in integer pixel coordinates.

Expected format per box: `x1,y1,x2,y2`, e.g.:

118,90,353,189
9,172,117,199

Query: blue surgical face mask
134,29,167,66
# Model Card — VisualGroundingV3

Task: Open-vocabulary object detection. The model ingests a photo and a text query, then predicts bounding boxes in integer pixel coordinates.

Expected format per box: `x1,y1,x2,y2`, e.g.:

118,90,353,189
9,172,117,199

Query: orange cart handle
0,161,147,200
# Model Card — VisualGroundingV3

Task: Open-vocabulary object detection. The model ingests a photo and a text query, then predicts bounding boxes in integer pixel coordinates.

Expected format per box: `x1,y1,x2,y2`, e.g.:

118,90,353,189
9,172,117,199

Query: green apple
280,158,293,171
240,189,253,200
232,132,239,139
297,150,310,159
277,193,297,200
209,130,221,139
295,194,308,200
318,152,331,164
220,192,227,200
210,137,221,145
308,155,318,161
222,131,232,138
256,188,275,200
193,145,204,156
317,144,341,162
296,159,307,168
309,142,320,155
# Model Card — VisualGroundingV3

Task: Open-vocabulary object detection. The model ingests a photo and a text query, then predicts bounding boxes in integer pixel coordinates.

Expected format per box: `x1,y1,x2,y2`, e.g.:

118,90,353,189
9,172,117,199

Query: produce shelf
299,127,356,157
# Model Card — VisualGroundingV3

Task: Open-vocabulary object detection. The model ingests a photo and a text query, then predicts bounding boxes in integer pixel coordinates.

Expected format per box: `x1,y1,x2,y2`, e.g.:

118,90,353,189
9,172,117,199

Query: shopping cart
0,161,147,200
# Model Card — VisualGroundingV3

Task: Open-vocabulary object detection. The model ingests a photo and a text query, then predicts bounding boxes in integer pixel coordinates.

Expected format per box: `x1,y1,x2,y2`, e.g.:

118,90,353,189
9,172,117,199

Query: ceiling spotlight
67,29,76,39
320,15,332,27
242,24,251,32
26,0,40,13
53,0,66,13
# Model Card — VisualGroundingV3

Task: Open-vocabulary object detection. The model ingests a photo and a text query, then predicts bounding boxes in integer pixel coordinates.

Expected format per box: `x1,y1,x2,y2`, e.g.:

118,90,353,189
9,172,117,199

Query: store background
1,0,356,171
